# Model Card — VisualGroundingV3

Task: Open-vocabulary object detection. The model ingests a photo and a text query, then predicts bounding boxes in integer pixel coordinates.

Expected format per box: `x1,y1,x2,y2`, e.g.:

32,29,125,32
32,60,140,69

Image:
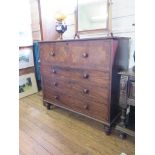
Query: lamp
55,11,67,40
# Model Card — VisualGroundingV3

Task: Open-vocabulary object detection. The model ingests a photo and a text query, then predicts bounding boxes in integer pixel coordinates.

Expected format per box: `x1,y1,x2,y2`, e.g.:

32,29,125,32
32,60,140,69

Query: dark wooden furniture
39,37,129,134
116,70,135,138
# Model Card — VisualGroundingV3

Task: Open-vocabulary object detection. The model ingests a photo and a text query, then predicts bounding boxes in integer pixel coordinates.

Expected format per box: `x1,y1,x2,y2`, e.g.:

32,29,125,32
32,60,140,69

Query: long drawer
41,64,110,89
40,40,112,71
43,86,109,122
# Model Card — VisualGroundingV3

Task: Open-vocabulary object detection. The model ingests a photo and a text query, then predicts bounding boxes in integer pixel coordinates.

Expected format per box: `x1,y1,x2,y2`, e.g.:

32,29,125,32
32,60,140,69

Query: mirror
77,0,110,34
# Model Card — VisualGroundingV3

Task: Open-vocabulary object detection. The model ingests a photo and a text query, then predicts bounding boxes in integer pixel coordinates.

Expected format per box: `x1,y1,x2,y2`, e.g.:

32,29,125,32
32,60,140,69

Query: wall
112,0,135,68
29,0,42,41
19,0,33,46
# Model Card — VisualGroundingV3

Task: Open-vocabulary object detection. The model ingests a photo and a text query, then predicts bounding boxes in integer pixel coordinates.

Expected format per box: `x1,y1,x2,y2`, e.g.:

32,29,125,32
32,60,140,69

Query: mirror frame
75,0,112,36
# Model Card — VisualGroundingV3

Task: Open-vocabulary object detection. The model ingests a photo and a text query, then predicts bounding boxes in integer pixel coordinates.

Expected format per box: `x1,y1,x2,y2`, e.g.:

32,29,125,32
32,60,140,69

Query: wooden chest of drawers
39,37,129,134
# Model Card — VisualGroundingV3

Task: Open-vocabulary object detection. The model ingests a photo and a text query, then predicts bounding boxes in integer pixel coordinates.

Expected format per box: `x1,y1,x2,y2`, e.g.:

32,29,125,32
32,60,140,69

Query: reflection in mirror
78,0,108,32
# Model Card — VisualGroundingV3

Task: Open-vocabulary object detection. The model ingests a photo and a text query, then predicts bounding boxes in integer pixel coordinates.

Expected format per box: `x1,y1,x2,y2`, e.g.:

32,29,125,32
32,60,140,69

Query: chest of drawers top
39,37,129,72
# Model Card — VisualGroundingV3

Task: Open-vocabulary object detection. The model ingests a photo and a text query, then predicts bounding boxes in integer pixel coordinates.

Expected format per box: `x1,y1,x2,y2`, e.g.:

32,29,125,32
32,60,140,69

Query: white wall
30,0,42,40
112,0,135,68
63,0,135,68
19,0,33,46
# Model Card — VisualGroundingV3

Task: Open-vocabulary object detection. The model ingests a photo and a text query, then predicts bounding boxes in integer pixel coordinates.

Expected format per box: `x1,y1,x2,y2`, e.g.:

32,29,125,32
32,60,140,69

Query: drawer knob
52,69,56,73
83,73,89,79
83,89,89,94
82,52,88,58
50,51,55,56
54,82,58,86
84,104,89,110
54,95,59,100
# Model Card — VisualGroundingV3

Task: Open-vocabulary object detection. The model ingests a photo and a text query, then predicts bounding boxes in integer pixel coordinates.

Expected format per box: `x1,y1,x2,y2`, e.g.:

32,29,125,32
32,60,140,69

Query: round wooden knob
54,82,58,86
83,73,89,79
54,95,59,100
84,104,89,110
83,89,89,94
82,53,88,58
50,51,55,56
52,69,56,73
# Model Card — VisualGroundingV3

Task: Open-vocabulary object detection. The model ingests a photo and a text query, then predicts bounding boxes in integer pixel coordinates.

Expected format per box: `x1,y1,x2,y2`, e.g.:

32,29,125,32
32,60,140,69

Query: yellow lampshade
55,11,66,21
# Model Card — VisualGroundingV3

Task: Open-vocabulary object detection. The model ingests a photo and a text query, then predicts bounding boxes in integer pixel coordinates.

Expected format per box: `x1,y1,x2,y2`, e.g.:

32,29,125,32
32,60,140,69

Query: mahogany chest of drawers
39,37,129,134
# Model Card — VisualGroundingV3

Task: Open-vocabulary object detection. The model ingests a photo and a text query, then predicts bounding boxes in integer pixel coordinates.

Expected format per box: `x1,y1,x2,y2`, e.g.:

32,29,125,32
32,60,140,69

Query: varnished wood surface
20,92,135,155
40,40,112,71
19,67,35,76
19,45,33,49
40,38,129,130
38,37,130,43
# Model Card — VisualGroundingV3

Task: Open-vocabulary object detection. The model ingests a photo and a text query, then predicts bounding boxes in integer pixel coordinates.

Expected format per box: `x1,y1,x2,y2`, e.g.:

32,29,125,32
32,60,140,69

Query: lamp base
58,33,63,40
55,21,67,40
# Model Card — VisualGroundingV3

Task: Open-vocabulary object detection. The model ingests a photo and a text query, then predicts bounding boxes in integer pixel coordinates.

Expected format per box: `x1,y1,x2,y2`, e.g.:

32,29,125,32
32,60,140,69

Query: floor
19,92,135,155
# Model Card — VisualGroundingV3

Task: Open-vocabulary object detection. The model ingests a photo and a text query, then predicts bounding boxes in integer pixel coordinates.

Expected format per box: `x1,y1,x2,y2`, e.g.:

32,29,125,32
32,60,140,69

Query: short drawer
68,40,111,71
43,86,109,122
40,42,70,66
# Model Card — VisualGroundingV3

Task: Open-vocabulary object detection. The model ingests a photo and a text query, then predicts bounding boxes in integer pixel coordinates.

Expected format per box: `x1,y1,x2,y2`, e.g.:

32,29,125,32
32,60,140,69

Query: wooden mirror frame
74,0,112,38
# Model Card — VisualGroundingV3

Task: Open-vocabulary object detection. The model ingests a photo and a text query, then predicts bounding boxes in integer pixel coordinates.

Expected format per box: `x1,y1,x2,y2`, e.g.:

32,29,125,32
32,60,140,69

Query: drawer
40,42,70,66
43,86,109,122
40,40,112,71
68,40,111,71
41,64,110,89
42,74,110,105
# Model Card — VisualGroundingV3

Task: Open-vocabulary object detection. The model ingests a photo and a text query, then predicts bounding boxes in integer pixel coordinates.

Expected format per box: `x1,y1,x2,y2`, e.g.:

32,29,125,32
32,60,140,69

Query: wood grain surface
40,40,112,71
39,38,129,131
19,92,135,155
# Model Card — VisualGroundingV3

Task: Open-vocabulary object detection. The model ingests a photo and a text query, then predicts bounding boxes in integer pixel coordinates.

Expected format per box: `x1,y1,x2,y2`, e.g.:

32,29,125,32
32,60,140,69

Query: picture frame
19,47,34,69
19,73,38,99
19,24,33,46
